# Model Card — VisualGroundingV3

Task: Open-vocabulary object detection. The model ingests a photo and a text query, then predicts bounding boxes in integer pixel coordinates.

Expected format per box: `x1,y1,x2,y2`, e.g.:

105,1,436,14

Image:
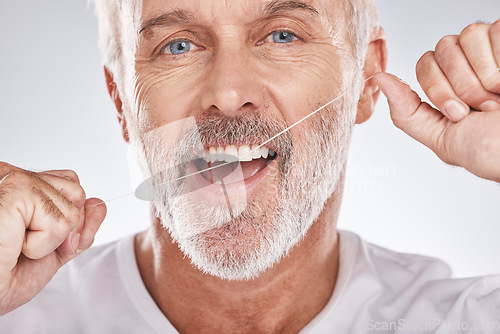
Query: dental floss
92,76,373,207
483,67,500,81
93,67,500,207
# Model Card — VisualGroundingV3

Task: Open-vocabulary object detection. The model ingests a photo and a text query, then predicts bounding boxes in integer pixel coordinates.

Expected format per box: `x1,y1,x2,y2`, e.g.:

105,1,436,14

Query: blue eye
167,40,191,55
271,31,297,43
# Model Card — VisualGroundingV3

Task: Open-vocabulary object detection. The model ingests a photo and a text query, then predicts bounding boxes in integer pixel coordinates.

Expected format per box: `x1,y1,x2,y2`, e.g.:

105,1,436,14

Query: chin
158,194,295,281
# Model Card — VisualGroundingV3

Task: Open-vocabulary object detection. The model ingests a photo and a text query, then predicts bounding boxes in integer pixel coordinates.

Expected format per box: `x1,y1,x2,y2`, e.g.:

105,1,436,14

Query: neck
135,181,344,333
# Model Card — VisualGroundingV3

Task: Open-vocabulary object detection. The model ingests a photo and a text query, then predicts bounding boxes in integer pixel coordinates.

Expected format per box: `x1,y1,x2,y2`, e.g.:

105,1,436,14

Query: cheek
257,48,347,167
262,46,345,126
134,60,208,129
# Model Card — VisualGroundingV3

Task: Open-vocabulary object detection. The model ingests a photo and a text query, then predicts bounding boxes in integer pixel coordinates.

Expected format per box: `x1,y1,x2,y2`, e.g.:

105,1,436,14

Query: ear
355,27,388,125
104,66,129,142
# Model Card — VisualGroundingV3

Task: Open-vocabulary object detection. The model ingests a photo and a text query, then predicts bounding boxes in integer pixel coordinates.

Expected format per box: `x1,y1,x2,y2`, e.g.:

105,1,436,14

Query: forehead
139,0,344,27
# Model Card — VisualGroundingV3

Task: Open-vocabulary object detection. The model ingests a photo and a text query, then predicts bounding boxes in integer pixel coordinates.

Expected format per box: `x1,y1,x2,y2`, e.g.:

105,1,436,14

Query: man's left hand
374,20,500,182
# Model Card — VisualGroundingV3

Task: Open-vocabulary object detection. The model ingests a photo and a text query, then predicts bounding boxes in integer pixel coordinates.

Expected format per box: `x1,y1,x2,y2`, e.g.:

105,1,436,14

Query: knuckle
0,161,10,174
456,90,475,103
481,76,500,93
418,51,434,65
492,19,500,35
7,170,31,185
416,51,434,75
66,207,83,229
453,81,481,101
53,217,72,239
460,23,488,45
62,170,79,183
68,205,81,220
74,187,86,206
435,35,458,55
461,23,482,38
421,77,445,100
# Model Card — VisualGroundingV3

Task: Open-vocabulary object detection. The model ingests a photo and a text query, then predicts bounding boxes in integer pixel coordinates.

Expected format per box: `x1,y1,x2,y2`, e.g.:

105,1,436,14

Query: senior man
1,0,500,333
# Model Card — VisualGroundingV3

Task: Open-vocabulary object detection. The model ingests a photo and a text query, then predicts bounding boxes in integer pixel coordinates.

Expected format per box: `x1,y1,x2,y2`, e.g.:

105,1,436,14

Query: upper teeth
203,145,276,162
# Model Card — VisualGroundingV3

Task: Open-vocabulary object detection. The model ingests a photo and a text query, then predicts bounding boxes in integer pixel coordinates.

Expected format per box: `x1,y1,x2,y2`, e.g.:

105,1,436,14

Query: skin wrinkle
0,190,6,209
0,172,13,209
94,0,371,139
133,7,341,134
78,2,383,332
26,172,75,224
41,171,77,183
33,175,74,210
136,5,332,58
264,0,319,16
97,0,381,331
137,1,322,47
139,10,194,36
30,187,61,221
0,172,11,186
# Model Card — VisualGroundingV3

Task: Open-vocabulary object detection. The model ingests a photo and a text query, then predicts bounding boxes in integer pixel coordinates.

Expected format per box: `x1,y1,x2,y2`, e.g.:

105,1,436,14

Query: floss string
94,67,500,207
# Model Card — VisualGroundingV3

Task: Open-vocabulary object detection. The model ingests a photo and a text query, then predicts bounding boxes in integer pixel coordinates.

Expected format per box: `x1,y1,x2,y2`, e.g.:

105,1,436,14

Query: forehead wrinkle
141,0,322,31
139,9,195,36
261,0,320,16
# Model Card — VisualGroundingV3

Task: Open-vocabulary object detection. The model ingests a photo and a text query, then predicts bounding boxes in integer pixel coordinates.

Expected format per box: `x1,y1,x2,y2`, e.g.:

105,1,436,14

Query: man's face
128,0,361,280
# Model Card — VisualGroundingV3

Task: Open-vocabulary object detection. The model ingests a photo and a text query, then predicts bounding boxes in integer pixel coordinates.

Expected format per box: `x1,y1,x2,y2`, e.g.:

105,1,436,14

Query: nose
200,47,264,116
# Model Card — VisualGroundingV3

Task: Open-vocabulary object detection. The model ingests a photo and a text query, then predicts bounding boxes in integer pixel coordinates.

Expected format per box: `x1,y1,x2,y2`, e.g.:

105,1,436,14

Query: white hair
345,0,380,70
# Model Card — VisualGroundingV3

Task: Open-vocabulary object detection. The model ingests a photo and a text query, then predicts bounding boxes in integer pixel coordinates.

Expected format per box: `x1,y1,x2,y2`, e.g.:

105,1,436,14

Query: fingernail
444,100,468,121
71,233,81,254
479,100,500,111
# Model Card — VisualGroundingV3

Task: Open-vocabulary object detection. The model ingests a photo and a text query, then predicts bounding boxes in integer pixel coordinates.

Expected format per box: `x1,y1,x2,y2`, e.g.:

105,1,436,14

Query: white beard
132,70,361,281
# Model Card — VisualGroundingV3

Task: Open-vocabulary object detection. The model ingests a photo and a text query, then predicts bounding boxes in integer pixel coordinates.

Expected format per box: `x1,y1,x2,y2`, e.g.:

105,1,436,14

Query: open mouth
192,144,277,184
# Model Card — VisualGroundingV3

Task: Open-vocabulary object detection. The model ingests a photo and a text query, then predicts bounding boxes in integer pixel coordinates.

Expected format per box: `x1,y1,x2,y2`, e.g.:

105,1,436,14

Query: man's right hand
0,162,106,315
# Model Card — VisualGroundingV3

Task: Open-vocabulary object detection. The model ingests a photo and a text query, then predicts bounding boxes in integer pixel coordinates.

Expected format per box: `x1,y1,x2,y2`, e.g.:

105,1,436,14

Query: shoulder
304,231,500,333
338,229,453,290
326,230,500,332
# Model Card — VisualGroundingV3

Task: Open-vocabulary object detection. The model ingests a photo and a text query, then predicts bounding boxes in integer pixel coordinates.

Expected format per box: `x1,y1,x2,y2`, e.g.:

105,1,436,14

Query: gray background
0,1,499,278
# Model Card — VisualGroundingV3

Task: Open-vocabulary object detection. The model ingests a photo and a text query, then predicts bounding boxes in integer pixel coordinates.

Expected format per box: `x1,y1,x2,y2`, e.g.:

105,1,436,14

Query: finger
0,171,82,259
23,190,82,259
459,23,500,94
78,198,106,251
374,72,456,165
57,198,106,258
0,192,26,283
0,179,74,260
42,169,80,184
432,35,500,111
492,20,500,73
416,51,470,122
0,169,86,261
39,172,86,210
26,176,82,234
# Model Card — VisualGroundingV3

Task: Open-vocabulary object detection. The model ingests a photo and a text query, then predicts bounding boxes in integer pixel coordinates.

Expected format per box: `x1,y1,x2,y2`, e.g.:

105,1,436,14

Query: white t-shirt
1,230,500,334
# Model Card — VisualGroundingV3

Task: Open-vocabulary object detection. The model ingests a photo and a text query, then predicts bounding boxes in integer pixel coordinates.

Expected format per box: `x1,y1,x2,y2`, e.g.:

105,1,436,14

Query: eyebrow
139,10,193,35
139,0,319,35
262,0,319,16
